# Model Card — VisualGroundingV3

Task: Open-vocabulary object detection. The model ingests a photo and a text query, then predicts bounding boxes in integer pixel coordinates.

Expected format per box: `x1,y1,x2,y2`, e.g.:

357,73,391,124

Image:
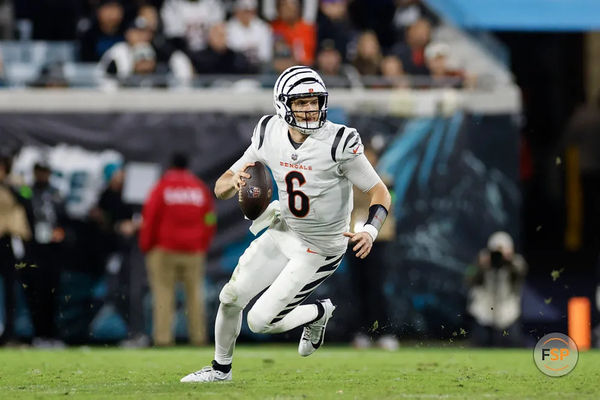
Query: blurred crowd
0,0,474,88
0,148,216,348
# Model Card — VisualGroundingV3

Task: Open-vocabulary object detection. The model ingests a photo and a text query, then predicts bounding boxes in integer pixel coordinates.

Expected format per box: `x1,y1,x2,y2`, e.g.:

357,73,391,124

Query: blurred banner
0,109,520,342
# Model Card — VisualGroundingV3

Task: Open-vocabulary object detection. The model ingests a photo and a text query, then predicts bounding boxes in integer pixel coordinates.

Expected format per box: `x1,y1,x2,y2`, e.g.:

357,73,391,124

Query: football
238,161,273,220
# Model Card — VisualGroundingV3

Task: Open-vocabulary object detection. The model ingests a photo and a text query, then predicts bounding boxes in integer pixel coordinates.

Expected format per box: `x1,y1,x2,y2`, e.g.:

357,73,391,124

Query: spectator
136,4,180,65
465,232,528,347
351,31,382,76
271,0,317,66
99,16,193,87
314,39,358,88
98,165,136,252
95,164,147,346
315,39,343,76
226,0,273,71
131,43,158,75
347,144,398,351
78,0,126,62
391,0,435,42
380,54,407,88
0,150,32,345
137,5,165,52
317,0,354,60
191,23,253,74
391,17,431,75
271,35,296,73
160,0,225,53
139,153,216,346
21,161,67,348
261,0,319,23
137,3,160,32
424,42,471,88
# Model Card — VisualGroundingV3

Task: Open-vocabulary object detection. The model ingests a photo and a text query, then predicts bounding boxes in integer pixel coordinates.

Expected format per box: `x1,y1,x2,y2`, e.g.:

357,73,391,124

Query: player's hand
343,231,373,259
233,162,255,190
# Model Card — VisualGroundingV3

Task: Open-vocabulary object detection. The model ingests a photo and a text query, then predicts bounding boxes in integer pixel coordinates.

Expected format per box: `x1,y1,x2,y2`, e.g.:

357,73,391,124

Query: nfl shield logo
291,153,298,161
248,186,261,198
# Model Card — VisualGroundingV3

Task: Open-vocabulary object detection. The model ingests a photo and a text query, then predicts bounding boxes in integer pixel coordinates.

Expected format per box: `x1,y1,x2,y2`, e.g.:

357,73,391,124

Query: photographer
465,232,528,347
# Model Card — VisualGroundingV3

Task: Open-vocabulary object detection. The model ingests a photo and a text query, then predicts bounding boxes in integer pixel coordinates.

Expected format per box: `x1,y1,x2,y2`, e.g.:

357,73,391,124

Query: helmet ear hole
278,94,285,102
318,95,326,109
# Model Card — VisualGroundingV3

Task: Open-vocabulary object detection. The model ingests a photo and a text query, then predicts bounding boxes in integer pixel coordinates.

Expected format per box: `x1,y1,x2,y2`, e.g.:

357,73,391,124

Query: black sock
307,301,325,324
212,360,232,373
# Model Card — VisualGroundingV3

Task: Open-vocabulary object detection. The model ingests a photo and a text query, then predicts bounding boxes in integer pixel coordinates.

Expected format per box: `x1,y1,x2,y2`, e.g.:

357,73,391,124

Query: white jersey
231,115,381,256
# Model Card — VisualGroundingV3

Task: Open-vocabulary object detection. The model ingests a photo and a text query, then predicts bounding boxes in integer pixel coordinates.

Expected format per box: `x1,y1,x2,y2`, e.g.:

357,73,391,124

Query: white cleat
298,299,336,357
180,362,232,383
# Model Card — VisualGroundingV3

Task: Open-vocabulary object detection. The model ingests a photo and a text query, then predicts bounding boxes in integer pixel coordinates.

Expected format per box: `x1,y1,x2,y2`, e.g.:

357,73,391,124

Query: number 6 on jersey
285,171,309,217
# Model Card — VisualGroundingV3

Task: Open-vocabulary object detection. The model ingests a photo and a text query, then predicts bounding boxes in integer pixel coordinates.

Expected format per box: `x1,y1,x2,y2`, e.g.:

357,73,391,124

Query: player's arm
341,154,391,259
216,115,271,199
214,164,255,200
366,181,392,211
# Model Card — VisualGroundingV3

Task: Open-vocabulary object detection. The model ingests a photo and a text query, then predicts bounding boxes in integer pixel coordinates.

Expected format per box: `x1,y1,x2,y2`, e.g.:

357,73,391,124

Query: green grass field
1,345,599,399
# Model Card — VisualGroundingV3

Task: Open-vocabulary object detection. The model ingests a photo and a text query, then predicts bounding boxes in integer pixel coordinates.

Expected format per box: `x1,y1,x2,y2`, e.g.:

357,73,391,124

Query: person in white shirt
98,16,193,87
160,0,226,52
226,0,273,71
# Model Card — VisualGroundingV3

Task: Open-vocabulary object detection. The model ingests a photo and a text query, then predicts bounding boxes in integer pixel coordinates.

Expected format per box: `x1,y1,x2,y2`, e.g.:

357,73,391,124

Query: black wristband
365,204,388,231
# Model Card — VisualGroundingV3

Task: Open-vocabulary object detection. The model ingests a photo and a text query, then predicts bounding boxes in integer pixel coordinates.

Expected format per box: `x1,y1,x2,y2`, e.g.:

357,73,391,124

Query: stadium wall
0,87,522,342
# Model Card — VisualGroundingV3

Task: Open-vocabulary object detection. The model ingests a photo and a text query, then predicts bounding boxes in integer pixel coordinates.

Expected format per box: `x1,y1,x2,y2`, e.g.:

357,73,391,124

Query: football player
180,66,391,383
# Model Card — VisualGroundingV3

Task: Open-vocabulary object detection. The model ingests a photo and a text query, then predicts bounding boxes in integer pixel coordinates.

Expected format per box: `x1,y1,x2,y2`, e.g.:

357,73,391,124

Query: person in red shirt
271,0,316,67
139,153,216,346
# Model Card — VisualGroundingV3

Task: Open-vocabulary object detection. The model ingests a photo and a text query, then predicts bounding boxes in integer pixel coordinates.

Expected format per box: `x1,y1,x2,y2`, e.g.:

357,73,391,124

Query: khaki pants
146,249,207,346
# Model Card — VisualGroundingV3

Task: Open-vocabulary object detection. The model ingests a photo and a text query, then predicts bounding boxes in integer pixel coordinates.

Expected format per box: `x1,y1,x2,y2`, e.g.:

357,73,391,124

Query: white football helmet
273,66,328,135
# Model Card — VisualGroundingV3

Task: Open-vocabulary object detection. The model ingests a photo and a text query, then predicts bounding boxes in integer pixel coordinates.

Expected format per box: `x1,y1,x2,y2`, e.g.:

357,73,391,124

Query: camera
490,250,505,269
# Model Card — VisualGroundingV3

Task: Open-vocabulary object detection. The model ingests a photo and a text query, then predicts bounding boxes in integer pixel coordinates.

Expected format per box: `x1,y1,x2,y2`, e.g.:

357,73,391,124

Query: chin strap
358,204,388,241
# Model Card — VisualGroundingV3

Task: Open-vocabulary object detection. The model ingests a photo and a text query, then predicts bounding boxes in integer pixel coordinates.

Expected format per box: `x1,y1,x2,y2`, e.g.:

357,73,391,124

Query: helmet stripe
279,70,315,95
275,66,311,93
285,77,325,95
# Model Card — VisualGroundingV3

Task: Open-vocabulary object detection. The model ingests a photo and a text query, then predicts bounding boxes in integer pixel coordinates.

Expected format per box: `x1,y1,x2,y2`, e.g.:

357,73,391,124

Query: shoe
298,299,335,357
180,361,232,383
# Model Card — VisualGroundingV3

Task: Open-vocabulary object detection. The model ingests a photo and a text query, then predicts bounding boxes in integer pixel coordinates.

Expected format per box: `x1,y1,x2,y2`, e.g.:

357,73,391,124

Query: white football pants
214,226,344,365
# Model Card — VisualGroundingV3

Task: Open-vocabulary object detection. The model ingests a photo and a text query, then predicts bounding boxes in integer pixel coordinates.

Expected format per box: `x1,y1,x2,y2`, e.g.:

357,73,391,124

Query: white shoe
298,299,335,357
180,362,232,383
